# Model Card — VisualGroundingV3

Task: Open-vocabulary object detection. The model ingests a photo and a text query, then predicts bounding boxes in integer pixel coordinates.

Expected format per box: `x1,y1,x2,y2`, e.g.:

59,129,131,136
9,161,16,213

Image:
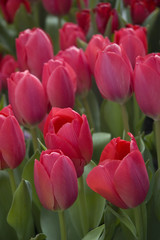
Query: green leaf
89,0,99,9
153,169,160,221
7,179,35,240
104,206,118,240
82,225,105,240
30,233,46,240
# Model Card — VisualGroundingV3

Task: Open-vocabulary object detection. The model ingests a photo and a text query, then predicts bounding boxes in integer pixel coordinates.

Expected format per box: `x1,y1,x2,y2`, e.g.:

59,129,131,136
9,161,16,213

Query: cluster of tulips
0,0,160,240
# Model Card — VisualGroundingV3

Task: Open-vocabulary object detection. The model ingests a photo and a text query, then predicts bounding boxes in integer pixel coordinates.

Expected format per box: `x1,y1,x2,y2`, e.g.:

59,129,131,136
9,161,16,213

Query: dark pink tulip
57,46,92,94
85,34,110,74
94,43,133,103
76,9,90,35
134,53,160,120
0,105,26,169
42,58,77,108
8,71,47,126
34,149,78,210
16,28,54,79
59,23,86,50
114,25,148,68
43,107,93,177
0,54,18,89
42,0,72,16
87,133,149,209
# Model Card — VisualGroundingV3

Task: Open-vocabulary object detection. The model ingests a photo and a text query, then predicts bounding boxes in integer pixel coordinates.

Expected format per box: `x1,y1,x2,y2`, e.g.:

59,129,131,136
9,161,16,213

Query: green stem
154,120,160,169
8,169,17,194
134,203,147,240
81,94,94,130
120,103,130,140
78,176,89,236
58,211,67,240
30,127,39,152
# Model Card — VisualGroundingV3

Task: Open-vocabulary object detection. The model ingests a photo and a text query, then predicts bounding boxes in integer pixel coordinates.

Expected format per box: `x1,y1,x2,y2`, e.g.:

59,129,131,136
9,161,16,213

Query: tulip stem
78,176,89,236
154,120,160,169
58,211,67,240
120,103,130,140
30,127,39,152
134,203,147,240
8,169,17,194
81,94,94,130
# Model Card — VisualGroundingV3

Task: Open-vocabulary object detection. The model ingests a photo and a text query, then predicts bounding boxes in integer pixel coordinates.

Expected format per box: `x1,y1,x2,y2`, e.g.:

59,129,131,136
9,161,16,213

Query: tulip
34,149,78,210
0,54,18,89
134,53,160,120
94,43,133,103
8,71,47,126
0,0,30,23
43,107,93,177
87,133,149,209
76,9,90,35
16,28,54,79
57,46,92,94
0,105,26,169
85,34,110,74
42,58,77,108
114,25,148,68
42,0,72,16
59,23,86,50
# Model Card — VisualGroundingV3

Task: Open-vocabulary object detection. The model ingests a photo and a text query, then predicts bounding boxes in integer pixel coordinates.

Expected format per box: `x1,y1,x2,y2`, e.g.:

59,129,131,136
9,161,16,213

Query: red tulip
94,43,133,103
59,23,86,50
87,133,149,209
114,25,148,68
42,58,77,108
76,9,90,35
8,71,47,126
0,105,26,169
0,0,30,23
16,28,54,79
43,107,93,177
134,53,160,120
57,46,92,94
85,34,110,74
42,0,72,16
34,149,78,210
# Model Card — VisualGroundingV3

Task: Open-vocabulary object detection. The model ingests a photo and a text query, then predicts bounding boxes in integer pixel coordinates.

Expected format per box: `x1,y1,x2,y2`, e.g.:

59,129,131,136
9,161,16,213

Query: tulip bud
76,9,90,35
8,71,47,126
16,28,54,79
34,149,78,210
43,107,93,177
94,43,133,104
59,23,86,50
0,105,26,169
42,0,73,16
87,133,149,209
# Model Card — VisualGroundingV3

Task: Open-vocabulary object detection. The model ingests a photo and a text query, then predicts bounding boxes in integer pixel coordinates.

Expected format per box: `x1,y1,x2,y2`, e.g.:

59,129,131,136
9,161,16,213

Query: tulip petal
34,160,54,210
114,150,149,208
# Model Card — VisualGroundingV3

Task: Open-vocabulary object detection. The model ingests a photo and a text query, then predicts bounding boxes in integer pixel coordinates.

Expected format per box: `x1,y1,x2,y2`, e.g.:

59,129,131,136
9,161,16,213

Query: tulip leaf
30,233,46,240
82,224,105,240
89,0,99,9
7,179,35,240
152,169,160,221
104,206,119,240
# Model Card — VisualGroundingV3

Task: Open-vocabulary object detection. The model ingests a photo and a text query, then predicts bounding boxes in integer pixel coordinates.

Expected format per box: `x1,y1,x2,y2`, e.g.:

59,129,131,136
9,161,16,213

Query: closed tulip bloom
16,28,54,79
57,46,92,94
87,133,149,209
42,58,77,108
8,71,47,126
34,149,78,210
114,25,148,68
43,107,93,177
59,23,86,50
134,53,160,120
94,43,133,103
76,9,90,35
85,34,110,74
0,105,25,169
42,0,72,16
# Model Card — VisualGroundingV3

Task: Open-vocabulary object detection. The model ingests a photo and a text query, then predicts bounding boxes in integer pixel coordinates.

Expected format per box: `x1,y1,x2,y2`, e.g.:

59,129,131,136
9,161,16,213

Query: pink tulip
85,34,110,74
94,43,133,103
42,0,72,16
16,28,54,79
114,25,148,68
59,23,86,50
134,53,160,120
87,133,149,209
34,149,78,210
0,105,26,169
8,71,47,126
57,46,91,94
42,58,77,108
43,107,93,177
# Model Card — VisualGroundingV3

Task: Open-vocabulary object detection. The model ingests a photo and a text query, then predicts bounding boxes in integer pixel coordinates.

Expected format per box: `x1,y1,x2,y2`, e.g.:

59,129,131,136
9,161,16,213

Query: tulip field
0,0,160,240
